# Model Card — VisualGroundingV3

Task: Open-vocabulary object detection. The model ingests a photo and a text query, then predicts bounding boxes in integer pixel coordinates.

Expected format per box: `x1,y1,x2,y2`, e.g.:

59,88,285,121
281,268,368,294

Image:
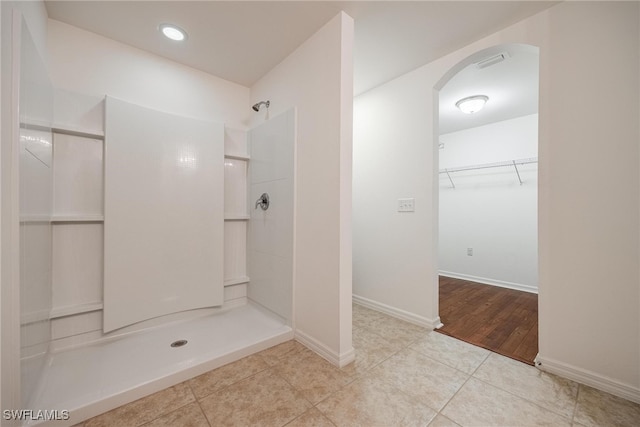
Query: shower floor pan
27,302,293,426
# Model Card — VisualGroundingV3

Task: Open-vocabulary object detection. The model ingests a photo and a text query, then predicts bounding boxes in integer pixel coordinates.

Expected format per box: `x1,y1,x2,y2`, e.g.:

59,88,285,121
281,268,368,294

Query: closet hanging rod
439,157,538,174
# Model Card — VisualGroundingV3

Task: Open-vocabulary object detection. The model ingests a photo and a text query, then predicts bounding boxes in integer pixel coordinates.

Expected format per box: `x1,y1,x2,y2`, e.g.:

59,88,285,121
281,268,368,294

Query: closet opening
435,44,539,365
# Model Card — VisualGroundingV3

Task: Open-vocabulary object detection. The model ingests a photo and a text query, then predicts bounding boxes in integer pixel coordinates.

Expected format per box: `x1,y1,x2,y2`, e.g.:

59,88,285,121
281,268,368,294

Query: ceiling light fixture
159,23,187,41
455,95,489,114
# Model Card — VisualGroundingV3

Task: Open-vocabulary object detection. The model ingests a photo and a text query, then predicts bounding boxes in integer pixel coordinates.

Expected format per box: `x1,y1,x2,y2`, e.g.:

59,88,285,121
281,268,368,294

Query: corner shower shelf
224,276,250,287
51,214,104,223
20,215,52,223
52,125,105,140
224,215,250,221
440,157,538,189
224,154,250,161
50,302,104,319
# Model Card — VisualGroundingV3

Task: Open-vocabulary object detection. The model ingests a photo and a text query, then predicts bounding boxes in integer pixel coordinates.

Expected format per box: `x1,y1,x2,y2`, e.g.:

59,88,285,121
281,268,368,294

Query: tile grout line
192,343,312,427
187,355,279,426
407,332,490,377
470,374,576,422
262,346,344,426
412,333,576,423
355,321,449,423
184,380,214,427
435,350,489,424
470,352,580,421
84,383,201,427
191,353,273,401
134,400,197,427
319,324,440,426
356,309,491,425
571,384,582,425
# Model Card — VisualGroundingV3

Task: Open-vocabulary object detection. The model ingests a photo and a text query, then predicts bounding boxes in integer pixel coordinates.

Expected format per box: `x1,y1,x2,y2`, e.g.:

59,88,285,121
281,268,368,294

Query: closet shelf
440,157,538,189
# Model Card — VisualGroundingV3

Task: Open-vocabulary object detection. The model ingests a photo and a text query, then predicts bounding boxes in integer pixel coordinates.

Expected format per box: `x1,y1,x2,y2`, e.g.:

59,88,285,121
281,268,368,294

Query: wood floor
436,276,538,365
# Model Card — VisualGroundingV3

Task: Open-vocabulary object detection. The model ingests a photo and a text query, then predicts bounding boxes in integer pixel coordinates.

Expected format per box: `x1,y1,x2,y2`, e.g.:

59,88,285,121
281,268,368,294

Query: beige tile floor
75,304,640,427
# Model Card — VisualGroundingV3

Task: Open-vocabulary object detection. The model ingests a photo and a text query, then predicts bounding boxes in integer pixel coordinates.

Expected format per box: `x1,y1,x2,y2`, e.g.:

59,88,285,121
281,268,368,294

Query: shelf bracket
512,160,523,185
445,169,456,189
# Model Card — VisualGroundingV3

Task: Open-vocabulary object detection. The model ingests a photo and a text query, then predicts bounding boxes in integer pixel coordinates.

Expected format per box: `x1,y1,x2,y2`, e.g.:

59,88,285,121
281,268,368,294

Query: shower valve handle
255,193,269,210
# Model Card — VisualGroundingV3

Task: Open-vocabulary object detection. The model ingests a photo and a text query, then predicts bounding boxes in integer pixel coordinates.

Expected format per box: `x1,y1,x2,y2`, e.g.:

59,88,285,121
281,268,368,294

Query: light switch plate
398,198,415,212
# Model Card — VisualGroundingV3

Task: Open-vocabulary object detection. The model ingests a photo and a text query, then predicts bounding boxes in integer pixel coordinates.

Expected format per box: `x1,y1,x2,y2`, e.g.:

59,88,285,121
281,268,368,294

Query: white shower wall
47,94,252,349
43,18,253,349
103,97,225,332
18,18,54,407
248,109,296,323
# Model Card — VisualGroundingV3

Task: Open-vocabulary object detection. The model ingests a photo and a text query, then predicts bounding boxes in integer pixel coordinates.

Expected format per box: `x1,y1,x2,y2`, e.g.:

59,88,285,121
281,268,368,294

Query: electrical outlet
398,198,415,212
467,248,473,256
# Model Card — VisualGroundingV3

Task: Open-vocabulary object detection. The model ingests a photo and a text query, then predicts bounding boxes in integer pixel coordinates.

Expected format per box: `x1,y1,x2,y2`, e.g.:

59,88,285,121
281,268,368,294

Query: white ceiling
44,1,553,131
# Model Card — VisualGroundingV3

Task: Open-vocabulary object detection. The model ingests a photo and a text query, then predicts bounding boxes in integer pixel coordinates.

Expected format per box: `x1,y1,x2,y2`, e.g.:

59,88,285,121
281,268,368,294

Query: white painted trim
536,355,640,404
352,294,442,329
439,271,538,294
294,329,355,368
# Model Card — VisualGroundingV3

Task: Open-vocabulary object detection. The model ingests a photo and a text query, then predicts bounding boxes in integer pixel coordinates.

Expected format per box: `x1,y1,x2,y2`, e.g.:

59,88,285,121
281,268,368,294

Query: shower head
252,100,270,112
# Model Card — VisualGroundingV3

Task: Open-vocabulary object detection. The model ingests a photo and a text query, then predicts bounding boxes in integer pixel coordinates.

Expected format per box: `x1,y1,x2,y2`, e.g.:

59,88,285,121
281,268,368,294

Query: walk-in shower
11,17,295,425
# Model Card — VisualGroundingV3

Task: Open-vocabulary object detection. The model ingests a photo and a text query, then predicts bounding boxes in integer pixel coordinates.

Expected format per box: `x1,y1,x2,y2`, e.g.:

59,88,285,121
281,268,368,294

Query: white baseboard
536,355,640,404
352,294,442,329
294,329,355,368
439,271,538,294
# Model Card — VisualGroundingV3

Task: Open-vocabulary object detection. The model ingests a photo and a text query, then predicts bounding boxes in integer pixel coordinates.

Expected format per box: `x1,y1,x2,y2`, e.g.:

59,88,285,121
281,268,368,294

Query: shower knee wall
247,108,296,324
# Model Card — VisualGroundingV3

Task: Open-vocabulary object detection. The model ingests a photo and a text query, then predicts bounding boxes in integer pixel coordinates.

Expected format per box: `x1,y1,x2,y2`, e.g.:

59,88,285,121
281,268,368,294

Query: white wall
353,70,439,327
250,12,355,367
353,1,640,402
47,19,249,129
439,114,538,292
537,1,639,400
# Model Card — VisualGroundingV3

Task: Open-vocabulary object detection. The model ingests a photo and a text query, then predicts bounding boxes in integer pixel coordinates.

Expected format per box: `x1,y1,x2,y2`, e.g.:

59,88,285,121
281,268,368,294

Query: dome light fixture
159,23,188,42
455,95,489,114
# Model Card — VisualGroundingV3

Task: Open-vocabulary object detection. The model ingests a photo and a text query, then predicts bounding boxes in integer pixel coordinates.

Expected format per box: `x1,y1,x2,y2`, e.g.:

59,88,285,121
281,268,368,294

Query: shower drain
170,339,188,348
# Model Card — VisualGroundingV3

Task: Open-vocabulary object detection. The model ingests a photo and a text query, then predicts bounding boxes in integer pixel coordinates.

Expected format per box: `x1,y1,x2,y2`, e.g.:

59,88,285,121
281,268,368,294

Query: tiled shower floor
73,304,640,427
27,303,292,425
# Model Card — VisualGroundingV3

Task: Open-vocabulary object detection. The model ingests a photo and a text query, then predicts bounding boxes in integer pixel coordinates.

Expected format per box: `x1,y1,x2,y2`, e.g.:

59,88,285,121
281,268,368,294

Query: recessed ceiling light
159,23,187,42
455,95,489,114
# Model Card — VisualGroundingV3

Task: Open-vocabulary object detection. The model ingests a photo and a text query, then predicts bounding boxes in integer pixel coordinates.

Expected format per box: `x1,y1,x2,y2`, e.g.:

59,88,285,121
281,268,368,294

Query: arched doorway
434,44,540,365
